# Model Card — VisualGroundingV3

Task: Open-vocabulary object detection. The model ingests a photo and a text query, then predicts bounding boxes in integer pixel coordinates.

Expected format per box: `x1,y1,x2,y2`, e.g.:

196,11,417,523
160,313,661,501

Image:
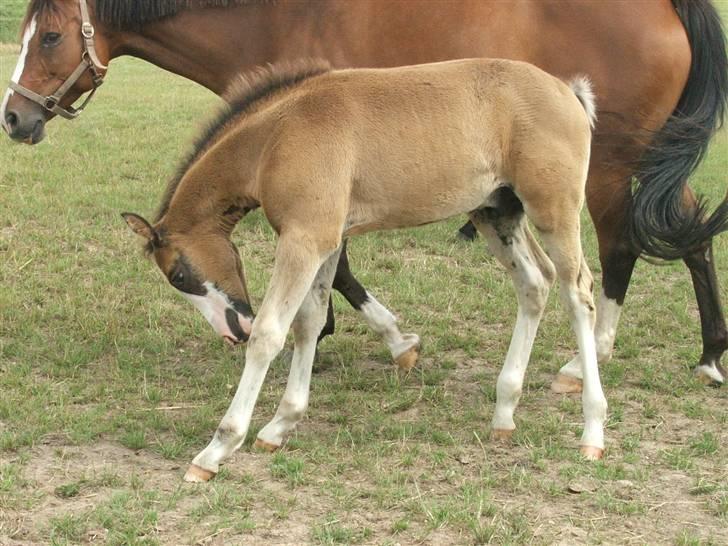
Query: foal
123,58,606,482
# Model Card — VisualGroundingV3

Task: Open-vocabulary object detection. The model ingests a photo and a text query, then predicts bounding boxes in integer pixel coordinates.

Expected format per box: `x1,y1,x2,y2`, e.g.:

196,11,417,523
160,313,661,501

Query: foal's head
122,213,254,345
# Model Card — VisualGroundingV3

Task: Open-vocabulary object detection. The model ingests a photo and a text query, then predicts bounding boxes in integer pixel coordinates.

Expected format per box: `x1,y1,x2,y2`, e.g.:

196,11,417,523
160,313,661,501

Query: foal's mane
154,59,332,221
24,1,257,31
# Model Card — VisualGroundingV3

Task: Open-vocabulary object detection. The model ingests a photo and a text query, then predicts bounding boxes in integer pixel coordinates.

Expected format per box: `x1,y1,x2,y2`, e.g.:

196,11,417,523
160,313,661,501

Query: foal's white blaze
180,281,252,341
360,292,420,360
0,15,37,133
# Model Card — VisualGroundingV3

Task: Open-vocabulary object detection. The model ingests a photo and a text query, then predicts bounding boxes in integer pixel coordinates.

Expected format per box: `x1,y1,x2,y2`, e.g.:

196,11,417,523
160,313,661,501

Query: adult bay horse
2,0,728,387
123,58,604,481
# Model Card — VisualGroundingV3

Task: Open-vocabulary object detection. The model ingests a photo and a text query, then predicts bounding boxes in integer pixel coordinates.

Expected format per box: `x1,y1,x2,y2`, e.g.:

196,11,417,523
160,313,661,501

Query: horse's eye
41,32,61,47
171,271,184,287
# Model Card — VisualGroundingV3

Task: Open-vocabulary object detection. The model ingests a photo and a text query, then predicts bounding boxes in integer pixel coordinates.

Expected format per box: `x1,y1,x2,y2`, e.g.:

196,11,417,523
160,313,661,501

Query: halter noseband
8,0,107,120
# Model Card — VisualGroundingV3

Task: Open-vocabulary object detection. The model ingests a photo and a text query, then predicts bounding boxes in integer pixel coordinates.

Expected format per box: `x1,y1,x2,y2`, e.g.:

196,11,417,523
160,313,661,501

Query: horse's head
122,213,255,346
1,0,109,144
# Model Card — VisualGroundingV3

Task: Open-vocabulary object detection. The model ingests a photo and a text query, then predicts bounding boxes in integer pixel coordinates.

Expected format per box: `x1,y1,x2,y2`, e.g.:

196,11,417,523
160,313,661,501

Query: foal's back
255,58,592,236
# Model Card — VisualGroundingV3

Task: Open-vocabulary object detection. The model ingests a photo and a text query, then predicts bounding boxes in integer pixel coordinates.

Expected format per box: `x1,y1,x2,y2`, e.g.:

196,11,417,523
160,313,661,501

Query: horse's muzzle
3,108,46,144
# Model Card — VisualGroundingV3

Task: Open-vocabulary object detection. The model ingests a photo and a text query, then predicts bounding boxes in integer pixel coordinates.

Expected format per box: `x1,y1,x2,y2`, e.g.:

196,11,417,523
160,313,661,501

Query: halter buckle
44,97,58,110
81,22,95,38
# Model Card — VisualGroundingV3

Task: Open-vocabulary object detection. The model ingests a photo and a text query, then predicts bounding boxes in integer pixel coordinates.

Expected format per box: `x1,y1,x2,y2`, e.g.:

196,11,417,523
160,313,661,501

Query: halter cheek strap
8,0,107,120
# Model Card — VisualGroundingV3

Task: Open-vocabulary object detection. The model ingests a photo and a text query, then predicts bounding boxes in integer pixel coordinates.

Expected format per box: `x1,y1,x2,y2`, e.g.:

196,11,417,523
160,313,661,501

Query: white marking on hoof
253,438,280,453
694,363,725,386
183,464,216,482
580,445,604,461
393,334,421,370
551,373,583,394
491,428,514,442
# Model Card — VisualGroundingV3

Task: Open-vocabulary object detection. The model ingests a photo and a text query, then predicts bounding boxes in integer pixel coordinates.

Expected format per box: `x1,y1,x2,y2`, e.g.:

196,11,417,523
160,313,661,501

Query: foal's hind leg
185,234,341,482
470,191,556,439
539,225,607,458
331,240,420,370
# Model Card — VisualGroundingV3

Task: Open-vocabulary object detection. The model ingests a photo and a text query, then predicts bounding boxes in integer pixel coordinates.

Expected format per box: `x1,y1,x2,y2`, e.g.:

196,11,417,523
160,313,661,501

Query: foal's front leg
184,236,339,482
255,247,343,450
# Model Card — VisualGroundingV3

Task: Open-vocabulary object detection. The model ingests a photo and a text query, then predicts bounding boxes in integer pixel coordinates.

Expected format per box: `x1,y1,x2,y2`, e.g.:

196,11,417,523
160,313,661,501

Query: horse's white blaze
1,15,37,132
360,293,420,359
180,281,251,340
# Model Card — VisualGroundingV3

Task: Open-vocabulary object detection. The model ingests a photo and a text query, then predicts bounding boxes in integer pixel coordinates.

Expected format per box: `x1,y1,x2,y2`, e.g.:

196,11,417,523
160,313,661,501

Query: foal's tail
629,0,728,260
568,76,597,129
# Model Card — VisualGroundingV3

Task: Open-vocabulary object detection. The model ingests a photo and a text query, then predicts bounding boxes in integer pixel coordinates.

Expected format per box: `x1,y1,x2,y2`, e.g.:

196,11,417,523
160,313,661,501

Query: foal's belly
343,171,502,237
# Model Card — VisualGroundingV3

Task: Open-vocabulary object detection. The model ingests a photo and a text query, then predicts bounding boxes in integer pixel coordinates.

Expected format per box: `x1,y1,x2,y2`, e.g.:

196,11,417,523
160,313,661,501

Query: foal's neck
163,124,265,235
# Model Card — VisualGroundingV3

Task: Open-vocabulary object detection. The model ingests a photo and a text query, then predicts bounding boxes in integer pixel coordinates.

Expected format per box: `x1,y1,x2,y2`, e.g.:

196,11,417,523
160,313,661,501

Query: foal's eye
171,271,185,287
41,32,61,47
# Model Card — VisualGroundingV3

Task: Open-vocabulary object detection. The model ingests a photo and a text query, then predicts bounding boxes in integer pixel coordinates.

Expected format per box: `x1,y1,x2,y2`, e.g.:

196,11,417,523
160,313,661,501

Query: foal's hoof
394,335,421,371
580,445,604,461
551,373,583,394
394,346,420,371
491,428,514,442
253,438,280,453
183,464,216,482
694,363,725,387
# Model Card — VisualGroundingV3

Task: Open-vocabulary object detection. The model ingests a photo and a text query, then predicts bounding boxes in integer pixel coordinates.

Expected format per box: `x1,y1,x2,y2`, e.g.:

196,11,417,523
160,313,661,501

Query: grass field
1,5,728,546
0,0,26,44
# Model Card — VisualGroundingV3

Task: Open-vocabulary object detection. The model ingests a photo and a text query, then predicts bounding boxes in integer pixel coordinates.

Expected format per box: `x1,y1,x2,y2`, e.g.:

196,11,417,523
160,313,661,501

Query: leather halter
8,0,107,120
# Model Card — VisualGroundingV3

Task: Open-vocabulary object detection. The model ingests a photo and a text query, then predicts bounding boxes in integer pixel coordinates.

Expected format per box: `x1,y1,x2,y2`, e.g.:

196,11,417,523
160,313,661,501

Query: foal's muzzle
225,307,251,344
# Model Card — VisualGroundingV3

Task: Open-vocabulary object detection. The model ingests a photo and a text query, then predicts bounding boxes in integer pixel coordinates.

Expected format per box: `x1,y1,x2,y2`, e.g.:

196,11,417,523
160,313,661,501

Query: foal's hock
123,58,606,482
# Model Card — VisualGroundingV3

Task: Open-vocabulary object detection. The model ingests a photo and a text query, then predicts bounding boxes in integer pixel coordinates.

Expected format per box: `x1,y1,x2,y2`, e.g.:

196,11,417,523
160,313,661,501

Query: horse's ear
122,212,157,242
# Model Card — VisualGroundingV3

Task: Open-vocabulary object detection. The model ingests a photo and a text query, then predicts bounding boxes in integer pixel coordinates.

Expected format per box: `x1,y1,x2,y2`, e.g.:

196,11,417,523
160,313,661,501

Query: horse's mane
154,59,332,222
24,1,258,31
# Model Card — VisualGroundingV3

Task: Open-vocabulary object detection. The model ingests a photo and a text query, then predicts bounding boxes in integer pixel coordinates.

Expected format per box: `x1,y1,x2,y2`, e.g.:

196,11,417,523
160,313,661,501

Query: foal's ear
121,212,157,242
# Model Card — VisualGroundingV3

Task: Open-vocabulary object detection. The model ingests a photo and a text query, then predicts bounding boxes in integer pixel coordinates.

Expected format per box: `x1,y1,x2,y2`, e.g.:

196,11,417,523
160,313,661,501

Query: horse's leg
255,246,342,450
469,192,555,440
184,235,339,482
552,170,638,393
685,243,727,385
672,185,728,385
331,240,420,370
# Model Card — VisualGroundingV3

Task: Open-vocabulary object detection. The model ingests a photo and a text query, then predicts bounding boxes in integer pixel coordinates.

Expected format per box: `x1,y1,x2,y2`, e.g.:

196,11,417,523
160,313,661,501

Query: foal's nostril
5,111,18,131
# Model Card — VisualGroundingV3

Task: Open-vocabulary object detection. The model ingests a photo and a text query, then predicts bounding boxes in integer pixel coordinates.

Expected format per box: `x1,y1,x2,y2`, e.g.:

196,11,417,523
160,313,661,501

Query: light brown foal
124,58,606,482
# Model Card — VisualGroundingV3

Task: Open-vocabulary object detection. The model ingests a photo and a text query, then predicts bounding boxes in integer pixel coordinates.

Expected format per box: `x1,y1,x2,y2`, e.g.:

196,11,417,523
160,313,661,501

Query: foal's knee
247,323,287,362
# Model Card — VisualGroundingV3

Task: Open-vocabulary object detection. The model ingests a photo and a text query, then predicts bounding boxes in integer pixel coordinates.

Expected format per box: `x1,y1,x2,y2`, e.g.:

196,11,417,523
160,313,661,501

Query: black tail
630,0,728,260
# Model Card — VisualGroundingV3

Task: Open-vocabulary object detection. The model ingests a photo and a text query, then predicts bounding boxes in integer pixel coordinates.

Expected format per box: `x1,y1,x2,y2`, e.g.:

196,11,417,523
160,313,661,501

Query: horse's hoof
394,346,419,371
183,464,216,482
254,438,280,453
551,373,583,394
491,428,514,442
580,445,604,461
694,363,725,387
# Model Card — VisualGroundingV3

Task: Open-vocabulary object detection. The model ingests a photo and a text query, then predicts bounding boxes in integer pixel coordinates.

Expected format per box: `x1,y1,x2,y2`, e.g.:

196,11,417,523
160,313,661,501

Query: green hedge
0,0,28,44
